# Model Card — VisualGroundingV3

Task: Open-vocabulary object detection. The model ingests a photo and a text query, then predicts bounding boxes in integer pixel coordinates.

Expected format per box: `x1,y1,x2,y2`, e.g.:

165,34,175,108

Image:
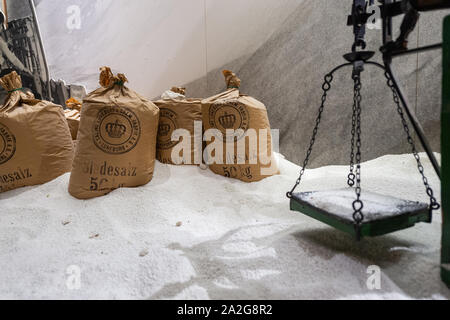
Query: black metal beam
385,62,442,179
391,43,443,57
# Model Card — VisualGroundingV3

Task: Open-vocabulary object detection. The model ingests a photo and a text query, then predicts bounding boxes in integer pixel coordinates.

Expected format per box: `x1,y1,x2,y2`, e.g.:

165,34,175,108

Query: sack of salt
64,97,82,141
153,87,202,165
201,70,278,182
0,71,74,193
68,67,160,199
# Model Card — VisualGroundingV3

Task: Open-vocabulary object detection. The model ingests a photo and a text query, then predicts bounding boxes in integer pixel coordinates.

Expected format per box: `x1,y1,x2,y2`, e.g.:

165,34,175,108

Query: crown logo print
159,123,171,136
105,119,127,138
219,112,236,129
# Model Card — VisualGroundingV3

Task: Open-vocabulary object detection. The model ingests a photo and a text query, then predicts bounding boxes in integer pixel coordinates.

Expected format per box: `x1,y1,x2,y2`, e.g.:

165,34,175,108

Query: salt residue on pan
295,188,428,222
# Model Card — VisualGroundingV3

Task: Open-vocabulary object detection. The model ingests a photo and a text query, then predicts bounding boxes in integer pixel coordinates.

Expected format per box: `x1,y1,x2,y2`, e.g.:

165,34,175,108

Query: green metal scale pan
290,189,430,239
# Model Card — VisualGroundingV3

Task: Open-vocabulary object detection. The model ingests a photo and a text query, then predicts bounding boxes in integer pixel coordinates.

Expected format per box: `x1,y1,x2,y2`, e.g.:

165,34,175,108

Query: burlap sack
201,70,278,182
154,87,202,165
0,71,74,193
64,98,82,140
68,67,159,199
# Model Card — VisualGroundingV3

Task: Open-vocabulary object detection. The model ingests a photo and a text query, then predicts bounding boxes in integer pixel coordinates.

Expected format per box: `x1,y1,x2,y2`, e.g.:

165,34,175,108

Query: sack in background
64,98,82,140
68,67,160,199
201,70,278,182
0,71,74,193
161,87,186,100
154,87,202,165
66,97,82,111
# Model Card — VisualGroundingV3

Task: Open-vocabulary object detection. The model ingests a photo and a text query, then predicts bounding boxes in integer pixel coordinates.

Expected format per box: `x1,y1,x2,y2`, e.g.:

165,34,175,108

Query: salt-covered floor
0,153,448,300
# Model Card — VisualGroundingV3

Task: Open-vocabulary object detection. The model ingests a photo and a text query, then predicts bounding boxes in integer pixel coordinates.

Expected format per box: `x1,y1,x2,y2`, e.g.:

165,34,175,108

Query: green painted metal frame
290,196,430,239
442,16,450,287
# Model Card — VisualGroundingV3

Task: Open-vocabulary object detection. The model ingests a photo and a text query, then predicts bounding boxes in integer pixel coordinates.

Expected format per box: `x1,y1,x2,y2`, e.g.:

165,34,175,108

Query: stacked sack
154,87,202,165
202,70,278,182
0,71,74,193
68,67,160,199
64,97,82,141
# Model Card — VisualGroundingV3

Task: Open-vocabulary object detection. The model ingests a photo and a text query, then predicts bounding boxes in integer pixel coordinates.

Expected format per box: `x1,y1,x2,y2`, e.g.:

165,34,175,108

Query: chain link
348,81,358,187
352,75,364,226
287,73,334,198
384,71,440,213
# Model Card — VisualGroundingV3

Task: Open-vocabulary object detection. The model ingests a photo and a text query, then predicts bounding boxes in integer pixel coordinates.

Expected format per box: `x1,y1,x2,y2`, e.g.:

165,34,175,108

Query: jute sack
68,67,159,199
154,87,202,165
64,98,82,140
201,70,278,182
0,71,74,193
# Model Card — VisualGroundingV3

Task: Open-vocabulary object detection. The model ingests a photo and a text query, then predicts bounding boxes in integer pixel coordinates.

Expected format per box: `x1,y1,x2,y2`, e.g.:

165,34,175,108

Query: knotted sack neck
170,87,186,95
222,70,241,90
99,66,128,88
0,71,36,112
66,97,82,111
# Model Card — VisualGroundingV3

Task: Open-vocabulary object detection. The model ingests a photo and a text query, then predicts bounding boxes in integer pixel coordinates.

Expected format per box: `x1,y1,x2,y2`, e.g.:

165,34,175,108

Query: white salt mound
0,153,448,300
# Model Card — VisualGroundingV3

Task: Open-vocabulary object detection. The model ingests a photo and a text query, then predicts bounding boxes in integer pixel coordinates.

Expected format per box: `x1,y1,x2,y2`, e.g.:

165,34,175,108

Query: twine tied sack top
170,87,186,95
0,71,37,112
99,66,128,88
223,70,241,89
66,97,82,111
160,86,187,100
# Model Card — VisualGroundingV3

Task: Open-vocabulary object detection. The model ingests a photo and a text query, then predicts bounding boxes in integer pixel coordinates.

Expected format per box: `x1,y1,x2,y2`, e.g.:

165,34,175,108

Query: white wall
35,0,301,98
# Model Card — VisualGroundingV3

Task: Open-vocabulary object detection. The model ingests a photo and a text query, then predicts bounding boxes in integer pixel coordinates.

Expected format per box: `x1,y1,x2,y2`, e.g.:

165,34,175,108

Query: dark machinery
0,0,85,105
288,0,449,240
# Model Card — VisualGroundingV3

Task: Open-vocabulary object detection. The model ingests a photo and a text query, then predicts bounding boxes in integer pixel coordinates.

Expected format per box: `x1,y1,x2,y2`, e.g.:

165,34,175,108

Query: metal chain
352,74,364,226
348,83,358,187
287,73,334,198
384,71,440,212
